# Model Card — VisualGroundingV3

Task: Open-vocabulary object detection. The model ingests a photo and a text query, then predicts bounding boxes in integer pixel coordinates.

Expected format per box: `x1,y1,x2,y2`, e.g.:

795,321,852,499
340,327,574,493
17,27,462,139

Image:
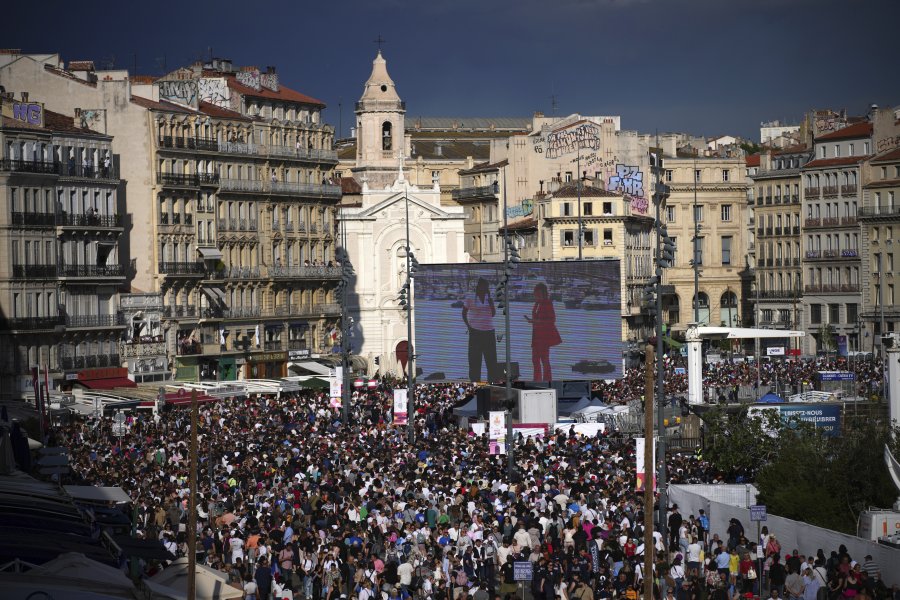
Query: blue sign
674,367,686,375
819,371,855,382
750,505,767,522
513,561,533,581
780,404,841,436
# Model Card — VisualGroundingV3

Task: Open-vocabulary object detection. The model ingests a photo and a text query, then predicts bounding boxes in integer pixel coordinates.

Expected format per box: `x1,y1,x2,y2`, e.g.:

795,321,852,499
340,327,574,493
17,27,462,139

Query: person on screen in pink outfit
524,282,562,381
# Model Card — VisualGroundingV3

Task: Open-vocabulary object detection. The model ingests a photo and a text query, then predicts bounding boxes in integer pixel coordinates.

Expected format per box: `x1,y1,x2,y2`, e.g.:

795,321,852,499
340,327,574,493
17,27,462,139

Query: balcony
774,258,783,266
198,173,220,186
11,212,56,227
858,205,900,220
58,162,119,181
841,184,857,195
264,340,283,351
56,212,123,228
792,226,801,235
269,265,341,279
157,172,200,187
58,353,121,370
0,158,57,174
121,341,167,358
804,284,860,294
157,136,219,152
452,185,498,201
288,340,308,351
757,290,802,300
774,195,782,204
791,194,800,203
823,249,838,259
177,341,202,356
774,226,783,235
221,266,262,279
840,249,859,258
218,219,259,232
218,178,341,199
822,217,840,226
840,216,857,226
158,262,205,276
764,196,772,205
264,144,338,162
12,264,57,278
805,250,820,259
163,305,198,319
805,187,820,197
60,264,125,278
0,316,65,331
757,227,764,236
223,306,261,319
765,227,773,235
65,314,126,328
217,141,259,156
822,186,839,197
805,218,821,227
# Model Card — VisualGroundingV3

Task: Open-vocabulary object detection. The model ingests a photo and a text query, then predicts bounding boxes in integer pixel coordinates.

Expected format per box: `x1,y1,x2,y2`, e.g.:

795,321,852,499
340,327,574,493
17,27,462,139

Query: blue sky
6,0,897,139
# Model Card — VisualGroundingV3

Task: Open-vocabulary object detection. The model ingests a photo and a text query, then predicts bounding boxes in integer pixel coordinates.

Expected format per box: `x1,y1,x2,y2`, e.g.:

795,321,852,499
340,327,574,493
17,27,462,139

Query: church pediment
356,191,452,219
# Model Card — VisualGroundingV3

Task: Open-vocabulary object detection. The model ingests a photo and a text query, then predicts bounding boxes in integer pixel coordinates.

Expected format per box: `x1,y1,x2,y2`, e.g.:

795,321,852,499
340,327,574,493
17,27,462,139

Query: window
847,303,858,324
583,202,593,216
584,229,595,246
602,201,613,215
694,236,704,265
828,303,840,324
810,304,822,325
864,141,870,154
722,169,730,182
833,144,840,158
565,172,573,183
694,169,701,182
563,231,574,246
666,205,676,223
882,166,888,180
693,205,704,222
848,143,854,156
819,146,826,159
562,202,572,217
721,236,732,265
721,204,732,222
603,229,613,246
890,284,895,305
665,170,673,182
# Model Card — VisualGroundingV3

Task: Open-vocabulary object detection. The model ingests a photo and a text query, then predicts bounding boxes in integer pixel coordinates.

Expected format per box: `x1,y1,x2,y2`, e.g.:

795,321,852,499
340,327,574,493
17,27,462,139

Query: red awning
76,377,137,390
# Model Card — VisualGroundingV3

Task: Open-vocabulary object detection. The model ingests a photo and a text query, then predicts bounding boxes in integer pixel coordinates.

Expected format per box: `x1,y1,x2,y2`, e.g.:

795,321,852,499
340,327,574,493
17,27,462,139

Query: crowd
52,357,891,600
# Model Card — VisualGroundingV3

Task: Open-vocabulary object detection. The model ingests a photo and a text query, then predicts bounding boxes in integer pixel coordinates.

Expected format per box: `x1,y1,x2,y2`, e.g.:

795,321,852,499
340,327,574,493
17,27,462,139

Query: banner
767,346,785,356
393,389,408,425
488,410,506,455
635,436,655,492
330,366,343,408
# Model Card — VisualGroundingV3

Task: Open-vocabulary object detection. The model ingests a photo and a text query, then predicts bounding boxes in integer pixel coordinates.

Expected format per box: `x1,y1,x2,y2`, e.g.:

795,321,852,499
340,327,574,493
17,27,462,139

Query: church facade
339,52,467,376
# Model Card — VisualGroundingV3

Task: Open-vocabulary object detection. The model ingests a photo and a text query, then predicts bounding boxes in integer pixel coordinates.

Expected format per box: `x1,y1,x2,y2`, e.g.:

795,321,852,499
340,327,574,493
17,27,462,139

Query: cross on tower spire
374,34,386,52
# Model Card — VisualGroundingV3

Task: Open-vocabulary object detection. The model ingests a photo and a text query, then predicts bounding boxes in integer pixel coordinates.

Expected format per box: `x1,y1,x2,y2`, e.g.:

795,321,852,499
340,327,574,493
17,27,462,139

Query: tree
700,406,900,534
818,323,837,355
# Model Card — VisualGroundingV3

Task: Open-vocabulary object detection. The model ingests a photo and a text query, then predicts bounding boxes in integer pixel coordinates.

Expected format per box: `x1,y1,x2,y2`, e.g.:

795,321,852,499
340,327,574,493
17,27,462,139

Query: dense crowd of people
53,357,892,600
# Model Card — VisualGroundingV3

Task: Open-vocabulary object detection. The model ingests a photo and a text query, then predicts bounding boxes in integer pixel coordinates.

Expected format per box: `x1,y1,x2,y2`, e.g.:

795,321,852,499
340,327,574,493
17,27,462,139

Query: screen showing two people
413,260,623,382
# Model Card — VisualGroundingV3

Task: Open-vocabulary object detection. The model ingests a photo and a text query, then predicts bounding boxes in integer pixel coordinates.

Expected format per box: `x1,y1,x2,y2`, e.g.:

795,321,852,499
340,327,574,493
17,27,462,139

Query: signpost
751,505,767,593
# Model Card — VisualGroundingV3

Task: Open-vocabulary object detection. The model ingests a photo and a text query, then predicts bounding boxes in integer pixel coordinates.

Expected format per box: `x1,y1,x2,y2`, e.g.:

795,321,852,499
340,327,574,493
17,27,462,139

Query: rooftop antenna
550,93,559,117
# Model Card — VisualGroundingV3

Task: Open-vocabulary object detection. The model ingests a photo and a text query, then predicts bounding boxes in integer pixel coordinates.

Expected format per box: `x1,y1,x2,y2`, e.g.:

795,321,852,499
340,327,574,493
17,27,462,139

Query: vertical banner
635,436,655,492
330,366,343,408
488,410,506,455
393,389,408,425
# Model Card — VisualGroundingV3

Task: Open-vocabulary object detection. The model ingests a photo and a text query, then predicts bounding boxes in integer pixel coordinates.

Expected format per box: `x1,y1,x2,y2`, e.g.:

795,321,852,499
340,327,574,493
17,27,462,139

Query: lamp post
398,193,419,444
337,207,354,426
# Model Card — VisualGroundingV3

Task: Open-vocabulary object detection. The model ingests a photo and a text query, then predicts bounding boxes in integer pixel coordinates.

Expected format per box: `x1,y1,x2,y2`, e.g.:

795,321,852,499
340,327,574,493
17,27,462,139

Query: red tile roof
130,95,194,114
745,154,761,167
226,75,325,107
130,75,158,85
816,122,872,141
44,109,107,136
198,101,252,121
773,145,809,155
459,159,508,175
802,156,870,169
870,146,900,163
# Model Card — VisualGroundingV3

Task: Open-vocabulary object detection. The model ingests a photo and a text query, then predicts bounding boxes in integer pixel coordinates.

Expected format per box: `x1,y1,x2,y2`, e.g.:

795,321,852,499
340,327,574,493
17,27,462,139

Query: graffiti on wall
629,196,649,215
608,164,644,197
259,73,279,92
3,102,43,126
877,135,900,153
813,111,846,135
236,69,261,91
533,122,602,159
158,80,198,107
76,109,106,133
198,78,229,108
505,198,534,219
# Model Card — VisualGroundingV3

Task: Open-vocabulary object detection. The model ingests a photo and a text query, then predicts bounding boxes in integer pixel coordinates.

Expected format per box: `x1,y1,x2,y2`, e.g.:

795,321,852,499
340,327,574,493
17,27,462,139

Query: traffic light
659,232,676,269
495,279,508,314
408,251,420,278
398,282,410,311
505,239,521,277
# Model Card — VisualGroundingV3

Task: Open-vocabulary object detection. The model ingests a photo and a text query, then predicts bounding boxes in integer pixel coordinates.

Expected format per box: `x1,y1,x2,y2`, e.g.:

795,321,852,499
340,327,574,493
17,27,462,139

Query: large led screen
413,260,622,382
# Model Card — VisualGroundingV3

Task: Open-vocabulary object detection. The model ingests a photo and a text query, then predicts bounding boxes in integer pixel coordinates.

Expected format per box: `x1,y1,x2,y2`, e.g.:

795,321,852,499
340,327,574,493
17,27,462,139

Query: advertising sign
819,371,855,381
414,261,622,382
750,404,842,436
767,347,785,356
750,505,767,522
393,389,408,425
635,436,655,492
488,410,506,455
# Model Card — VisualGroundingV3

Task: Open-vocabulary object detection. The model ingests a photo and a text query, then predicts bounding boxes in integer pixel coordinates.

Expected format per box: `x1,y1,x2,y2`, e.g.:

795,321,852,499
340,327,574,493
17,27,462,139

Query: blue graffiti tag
608,164,644,197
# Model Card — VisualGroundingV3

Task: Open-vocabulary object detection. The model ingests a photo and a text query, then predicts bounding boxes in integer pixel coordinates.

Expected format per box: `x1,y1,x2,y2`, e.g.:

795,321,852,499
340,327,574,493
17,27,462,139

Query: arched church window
382,122,392,151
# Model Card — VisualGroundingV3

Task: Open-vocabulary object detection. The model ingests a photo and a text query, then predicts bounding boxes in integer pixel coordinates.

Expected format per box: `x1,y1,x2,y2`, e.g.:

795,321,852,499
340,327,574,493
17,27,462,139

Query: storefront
243,351,287,379
174,356,199,381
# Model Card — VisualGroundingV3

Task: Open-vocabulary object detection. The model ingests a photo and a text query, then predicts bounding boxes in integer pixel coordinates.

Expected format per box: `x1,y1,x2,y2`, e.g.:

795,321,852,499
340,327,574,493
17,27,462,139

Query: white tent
147,557,242,600
30,552,135,593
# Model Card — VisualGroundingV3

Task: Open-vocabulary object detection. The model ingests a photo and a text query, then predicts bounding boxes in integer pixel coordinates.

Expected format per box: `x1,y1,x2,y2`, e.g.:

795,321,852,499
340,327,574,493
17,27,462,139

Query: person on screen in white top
462,277,499,381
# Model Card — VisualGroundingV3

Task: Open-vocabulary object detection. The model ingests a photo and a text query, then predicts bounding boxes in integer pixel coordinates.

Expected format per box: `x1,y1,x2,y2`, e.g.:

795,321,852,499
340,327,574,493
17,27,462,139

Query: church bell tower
353,51,407,189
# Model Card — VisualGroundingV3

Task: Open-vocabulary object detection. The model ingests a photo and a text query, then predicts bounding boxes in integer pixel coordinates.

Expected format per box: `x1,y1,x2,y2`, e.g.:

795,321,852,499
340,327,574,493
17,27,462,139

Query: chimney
266,66,276,74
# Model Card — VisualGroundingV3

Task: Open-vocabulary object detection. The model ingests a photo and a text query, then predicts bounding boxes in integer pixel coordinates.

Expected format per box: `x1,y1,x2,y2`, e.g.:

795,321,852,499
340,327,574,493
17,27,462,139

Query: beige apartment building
0,98,130,398
660,156,750,335
859,146,900,350
748,147,810,345
1,52,341,384
454,160,506,262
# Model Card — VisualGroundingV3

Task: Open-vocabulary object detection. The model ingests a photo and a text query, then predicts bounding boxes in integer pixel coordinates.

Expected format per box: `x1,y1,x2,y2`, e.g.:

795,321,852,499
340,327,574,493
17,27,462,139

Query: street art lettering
11,102,43,126
608,164,644,197
259,73,279,92
581,152,617,170
544,122,602,159
814,116,845,134
505,198,534,219
236,69,261,91
77,109,105,133
158,80,198,107
198,78,229,108
629,195,649,215
877,135,900,153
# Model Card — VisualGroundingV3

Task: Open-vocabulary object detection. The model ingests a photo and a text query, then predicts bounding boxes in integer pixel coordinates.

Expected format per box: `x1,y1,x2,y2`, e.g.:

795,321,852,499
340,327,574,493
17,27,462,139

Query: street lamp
336,243,354,425
398,193,420,444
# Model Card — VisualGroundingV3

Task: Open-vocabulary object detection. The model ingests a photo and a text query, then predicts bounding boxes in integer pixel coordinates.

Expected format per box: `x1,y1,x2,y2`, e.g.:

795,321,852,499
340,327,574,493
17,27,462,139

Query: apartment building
0,98,130,398
748,147,810,343
660,156,750,335
454,160,505,262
